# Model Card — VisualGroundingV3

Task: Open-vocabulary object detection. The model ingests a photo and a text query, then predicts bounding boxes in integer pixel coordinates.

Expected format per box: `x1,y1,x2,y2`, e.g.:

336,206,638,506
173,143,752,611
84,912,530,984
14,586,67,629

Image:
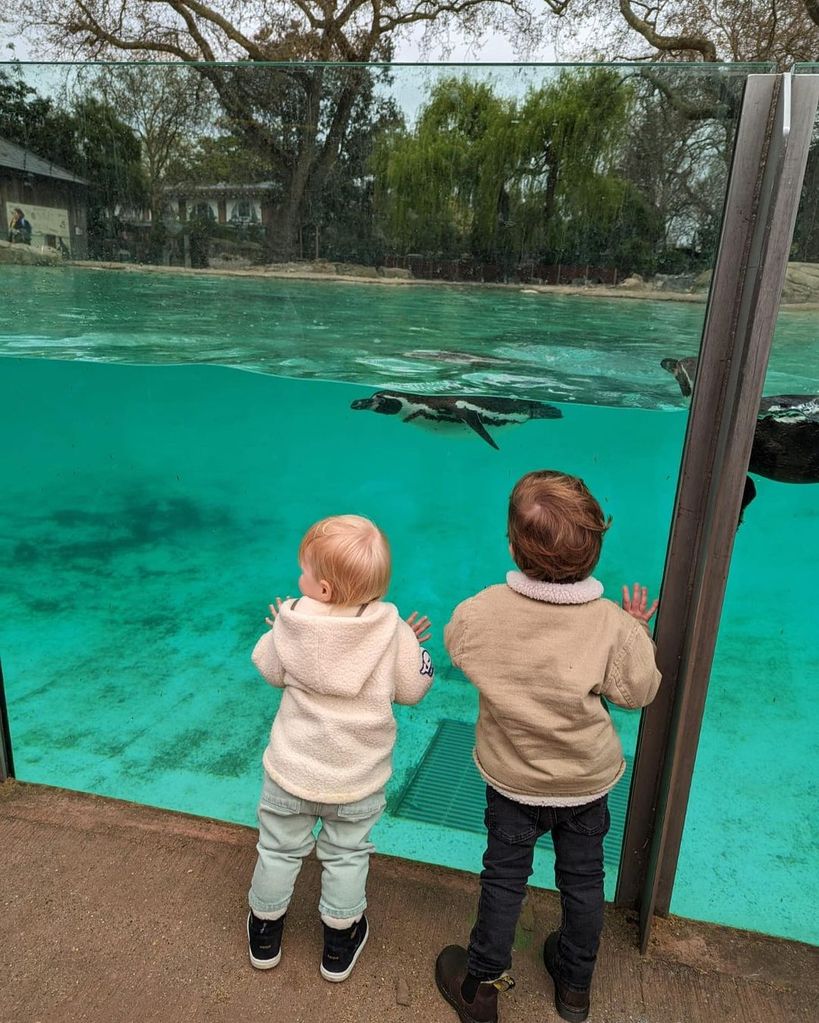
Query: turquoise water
1,268,817,943
5,267,818,404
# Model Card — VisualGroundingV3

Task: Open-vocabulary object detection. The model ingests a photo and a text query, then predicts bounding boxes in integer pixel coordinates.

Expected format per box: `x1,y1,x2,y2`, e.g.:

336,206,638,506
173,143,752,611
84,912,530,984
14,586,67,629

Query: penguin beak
351,397,374,411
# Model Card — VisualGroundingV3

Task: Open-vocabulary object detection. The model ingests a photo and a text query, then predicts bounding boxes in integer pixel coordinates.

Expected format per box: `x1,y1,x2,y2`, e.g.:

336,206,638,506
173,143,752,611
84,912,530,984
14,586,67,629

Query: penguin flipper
738,475,757,527
459,410,499,449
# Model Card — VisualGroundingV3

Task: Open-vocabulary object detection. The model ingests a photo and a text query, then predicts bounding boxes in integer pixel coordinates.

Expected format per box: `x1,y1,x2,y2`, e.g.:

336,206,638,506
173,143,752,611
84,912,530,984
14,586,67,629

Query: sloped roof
0,137,88,186
164,181,278,197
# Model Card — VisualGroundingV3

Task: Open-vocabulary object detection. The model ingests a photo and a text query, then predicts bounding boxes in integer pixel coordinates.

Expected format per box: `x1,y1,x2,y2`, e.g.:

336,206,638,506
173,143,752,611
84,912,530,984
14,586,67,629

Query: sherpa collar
506,570,603,605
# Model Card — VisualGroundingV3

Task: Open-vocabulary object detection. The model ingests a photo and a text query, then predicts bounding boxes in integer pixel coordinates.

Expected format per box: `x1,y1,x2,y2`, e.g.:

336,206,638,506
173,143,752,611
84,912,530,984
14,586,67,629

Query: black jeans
467,786,610,990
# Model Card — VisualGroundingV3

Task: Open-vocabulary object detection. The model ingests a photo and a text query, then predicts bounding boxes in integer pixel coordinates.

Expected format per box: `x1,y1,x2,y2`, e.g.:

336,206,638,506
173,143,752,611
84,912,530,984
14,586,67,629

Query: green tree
8,0,543,259
0,68,77,167
373,70,662,276
92,65,212,224
172,64,400,262
373,79,515,258
70,96,148,255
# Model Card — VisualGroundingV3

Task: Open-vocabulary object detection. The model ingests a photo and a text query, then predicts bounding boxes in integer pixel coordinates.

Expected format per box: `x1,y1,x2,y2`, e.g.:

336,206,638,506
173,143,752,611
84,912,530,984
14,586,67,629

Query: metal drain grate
394,719,633,871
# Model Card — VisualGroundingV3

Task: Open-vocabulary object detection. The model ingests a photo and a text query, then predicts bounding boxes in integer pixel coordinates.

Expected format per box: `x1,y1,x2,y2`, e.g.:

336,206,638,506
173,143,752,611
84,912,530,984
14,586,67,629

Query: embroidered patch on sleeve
420,650,434,677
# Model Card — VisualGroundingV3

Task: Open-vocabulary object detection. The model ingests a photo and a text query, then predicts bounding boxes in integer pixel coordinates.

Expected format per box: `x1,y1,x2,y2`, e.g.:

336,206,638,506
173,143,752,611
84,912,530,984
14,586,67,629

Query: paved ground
2,781,816,1023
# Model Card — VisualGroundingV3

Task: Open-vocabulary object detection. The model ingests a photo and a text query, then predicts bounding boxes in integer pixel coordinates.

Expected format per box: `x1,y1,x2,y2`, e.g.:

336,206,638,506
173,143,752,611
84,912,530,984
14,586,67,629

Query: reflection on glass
0,62,790,911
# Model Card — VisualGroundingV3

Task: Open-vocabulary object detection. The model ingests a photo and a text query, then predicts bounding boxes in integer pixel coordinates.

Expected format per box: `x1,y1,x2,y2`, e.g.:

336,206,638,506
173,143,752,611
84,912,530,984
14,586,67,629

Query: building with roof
0,137,89,257
163,181,278,231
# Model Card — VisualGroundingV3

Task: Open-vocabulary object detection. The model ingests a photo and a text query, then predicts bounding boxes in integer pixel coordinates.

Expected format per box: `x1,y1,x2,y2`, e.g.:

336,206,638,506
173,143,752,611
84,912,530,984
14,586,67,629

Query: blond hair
508,471,611,583
299,515,391,605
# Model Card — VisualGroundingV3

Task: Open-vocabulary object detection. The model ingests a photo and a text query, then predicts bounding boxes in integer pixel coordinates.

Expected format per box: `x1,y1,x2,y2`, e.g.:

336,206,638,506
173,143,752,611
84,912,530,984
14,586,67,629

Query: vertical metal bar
615,74,781,914
648,74,819,927
0,659,14,782
614,73,819,950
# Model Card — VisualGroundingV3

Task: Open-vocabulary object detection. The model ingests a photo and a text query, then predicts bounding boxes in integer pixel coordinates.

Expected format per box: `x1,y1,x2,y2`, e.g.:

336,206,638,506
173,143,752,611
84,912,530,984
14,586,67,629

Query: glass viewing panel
671,77,819,945
0,62,774,907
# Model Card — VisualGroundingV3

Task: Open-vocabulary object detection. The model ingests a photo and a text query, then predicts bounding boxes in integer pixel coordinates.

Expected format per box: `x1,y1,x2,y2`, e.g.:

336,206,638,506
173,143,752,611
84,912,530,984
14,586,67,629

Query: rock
653,272,698,293
381,266,413,279
395,976,411,1005
692,262,819,302
619,274,646,289
333,261,380,278
0,240,62,266
208,254,252,270
781,261,819,303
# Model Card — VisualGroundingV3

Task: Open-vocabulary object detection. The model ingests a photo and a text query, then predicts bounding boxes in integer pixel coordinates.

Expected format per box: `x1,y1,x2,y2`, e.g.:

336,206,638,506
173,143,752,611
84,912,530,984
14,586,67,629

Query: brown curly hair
508,470,611,583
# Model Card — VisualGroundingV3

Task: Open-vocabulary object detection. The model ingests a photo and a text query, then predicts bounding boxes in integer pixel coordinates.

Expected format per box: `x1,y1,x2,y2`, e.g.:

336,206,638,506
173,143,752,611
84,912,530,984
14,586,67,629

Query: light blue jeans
249,775,386,926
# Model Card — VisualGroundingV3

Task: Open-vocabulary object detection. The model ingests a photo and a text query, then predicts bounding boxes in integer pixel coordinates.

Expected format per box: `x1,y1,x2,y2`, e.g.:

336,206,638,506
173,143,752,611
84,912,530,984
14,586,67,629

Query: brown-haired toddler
435,471,661,1023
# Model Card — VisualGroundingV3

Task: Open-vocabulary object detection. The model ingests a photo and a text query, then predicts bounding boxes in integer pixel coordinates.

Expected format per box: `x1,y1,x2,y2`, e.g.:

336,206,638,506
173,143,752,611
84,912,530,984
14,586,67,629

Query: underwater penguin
350,390,562,449
661,356,819,517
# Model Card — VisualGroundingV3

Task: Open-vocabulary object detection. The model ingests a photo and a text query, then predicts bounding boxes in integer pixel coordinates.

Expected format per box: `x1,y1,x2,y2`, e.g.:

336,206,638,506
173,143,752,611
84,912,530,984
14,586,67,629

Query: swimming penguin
350,390,562,449
661,357,819,517
660,356,697,397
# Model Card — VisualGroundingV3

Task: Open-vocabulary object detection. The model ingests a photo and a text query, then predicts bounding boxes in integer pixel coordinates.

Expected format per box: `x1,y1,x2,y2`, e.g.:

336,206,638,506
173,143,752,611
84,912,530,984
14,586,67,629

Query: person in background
435,470,662,1023
8,207,32,244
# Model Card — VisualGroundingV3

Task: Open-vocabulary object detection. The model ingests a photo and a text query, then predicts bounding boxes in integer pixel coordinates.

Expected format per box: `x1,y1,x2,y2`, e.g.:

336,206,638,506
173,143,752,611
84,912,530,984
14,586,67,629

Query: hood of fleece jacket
272,601,400,698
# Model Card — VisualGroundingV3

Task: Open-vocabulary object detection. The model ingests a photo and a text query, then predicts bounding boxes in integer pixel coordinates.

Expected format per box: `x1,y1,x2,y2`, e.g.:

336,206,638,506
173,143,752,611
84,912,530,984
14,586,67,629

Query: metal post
614,73,819,951
0,659,14,782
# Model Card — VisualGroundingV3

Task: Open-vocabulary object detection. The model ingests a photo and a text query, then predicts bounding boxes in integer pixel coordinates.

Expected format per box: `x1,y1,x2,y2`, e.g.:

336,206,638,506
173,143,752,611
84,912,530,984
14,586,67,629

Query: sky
392,22,561,63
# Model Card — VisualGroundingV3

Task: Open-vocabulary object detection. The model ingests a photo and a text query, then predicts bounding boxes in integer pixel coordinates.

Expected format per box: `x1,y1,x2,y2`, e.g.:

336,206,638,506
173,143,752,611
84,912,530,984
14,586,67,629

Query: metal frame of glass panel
616,71,819,949
0,660,13,782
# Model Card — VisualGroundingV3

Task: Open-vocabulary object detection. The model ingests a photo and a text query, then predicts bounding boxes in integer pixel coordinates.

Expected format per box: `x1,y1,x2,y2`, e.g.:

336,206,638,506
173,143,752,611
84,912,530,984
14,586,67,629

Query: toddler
435,470,661,1023
248,514,433,981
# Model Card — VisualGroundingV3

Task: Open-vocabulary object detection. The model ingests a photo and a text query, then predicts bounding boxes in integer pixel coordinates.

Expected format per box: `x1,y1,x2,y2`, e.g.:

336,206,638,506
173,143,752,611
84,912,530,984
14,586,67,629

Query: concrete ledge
2,782,815,1022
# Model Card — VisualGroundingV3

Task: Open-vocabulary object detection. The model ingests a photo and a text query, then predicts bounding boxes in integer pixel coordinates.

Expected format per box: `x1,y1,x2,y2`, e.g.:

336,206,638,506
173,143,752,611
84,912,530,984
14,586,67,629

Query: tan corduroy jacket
445,574,661,801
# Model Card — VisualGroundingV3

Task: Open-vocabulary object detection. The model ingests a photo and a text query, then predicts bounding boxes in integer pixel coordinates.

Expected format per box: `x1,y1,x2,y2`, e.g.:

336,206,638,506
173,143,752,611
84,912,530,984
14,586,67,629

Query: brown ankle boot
543,931,591,1022
435,945,514,1023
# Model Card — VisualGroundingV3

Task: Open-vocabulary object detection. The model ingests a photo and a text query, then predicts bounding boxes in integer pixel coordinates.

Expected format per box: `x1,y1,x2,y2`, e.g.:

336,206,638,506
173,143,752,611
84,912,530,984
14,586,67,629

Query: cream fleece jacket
445,576,661,800
252,597,433,803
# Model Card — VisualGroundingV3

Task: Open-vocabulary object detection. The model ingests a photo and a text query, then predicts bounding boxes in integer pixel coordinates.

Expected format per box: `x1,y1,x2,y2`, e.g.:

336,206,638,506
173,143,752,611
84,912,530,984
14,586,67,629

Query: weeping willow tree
372,80,515,258
373,68,664,276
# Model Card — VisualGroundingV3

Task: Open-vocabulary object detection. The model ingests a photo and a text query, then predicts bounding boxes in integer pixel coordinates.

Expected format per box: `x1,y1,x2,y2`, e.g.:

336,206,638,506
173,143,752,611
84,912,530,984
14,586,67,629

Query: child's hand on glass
621,584,659,625
406,611,432,643
265,596,291,627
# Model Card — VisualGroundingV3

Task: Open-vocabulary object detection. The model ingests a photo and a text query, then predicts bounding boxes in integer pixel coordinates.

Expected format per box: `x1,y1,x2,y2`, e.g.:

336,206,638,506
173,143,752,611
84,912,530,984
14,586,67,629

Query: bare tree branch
158,0,269,59
68,1,198,60
159,1,217,60
618,0,718,61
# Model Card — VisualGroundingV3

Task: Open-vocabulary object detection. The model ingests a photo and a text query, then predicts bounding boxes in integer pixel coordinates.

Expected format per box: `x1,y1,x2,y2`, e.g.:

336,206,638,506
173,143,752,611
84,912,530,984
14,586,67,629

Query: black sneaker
247,910,285,969
543,930,591,1022
320,915,369,982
